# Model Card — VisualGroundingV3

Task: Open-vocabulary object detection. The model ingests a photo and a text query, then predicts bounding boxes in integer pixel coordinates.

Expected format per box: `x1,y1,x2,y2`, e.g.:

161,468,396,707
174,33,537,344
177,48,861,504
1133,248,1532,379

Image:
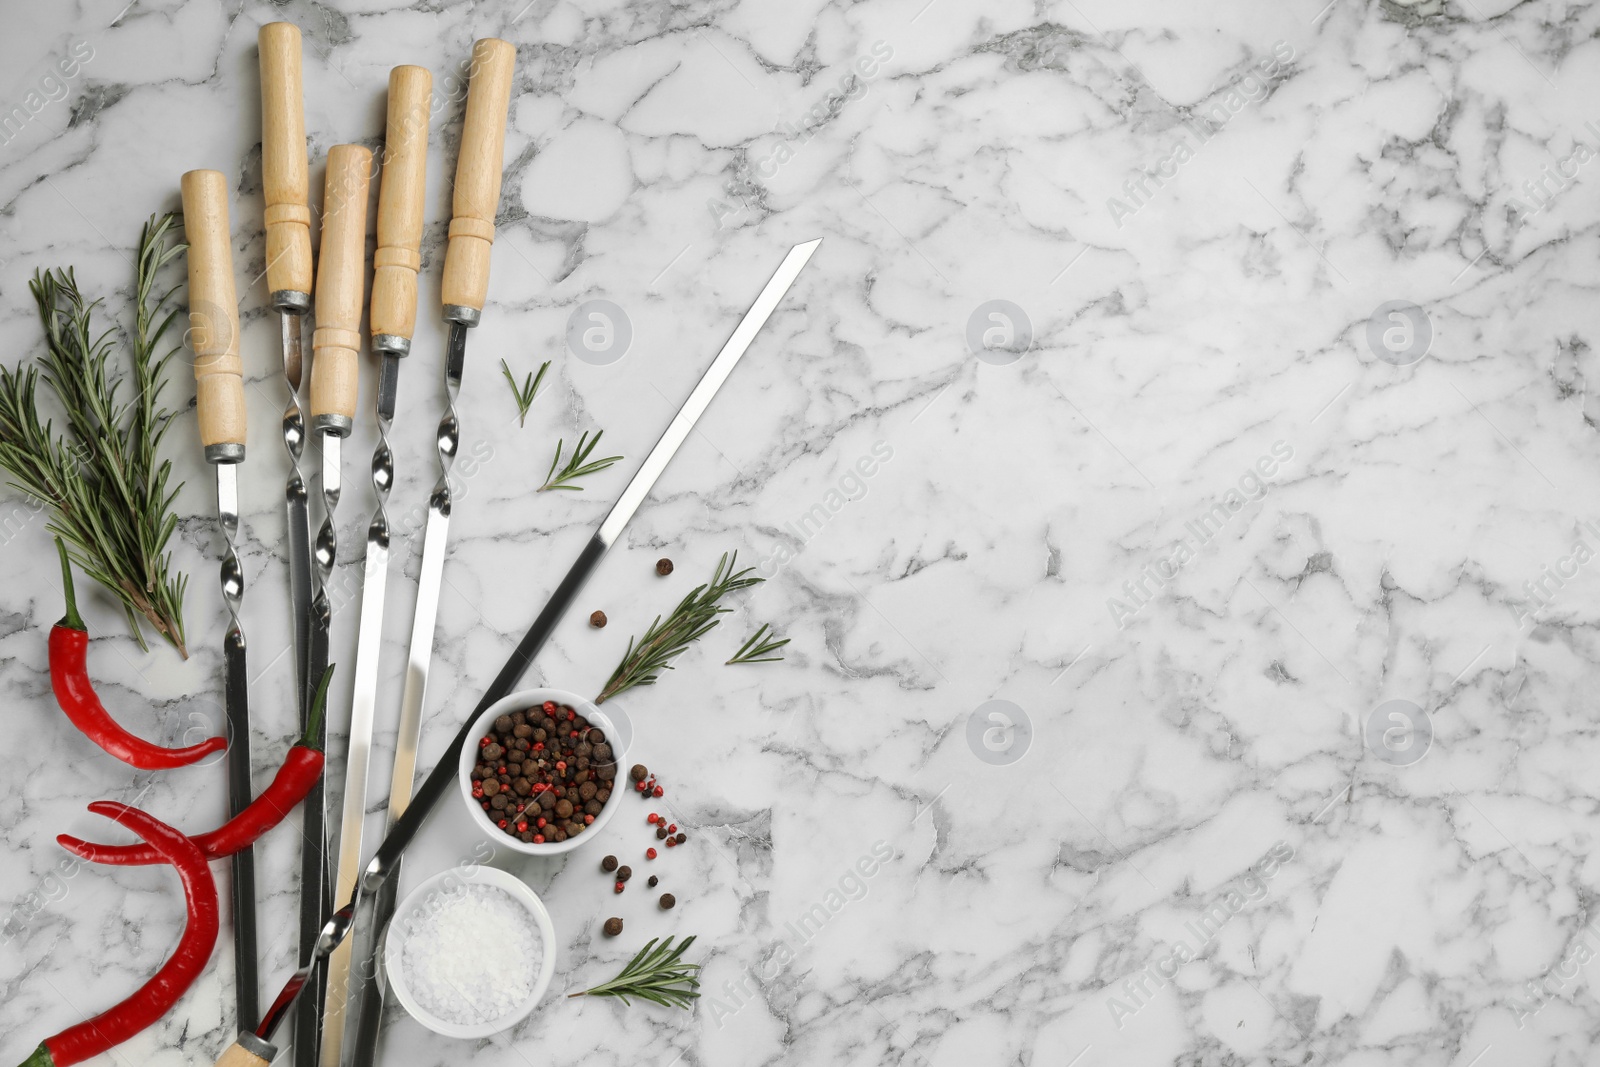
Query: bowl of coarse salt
385,864,556,1037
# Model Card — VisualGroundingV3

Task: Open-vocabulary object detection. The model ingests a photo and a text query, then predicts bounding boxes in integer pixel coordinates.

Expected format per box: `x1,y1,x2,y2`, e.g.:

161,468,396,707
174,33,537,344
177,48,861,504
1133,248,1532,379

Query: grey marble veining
1,0,1598,1065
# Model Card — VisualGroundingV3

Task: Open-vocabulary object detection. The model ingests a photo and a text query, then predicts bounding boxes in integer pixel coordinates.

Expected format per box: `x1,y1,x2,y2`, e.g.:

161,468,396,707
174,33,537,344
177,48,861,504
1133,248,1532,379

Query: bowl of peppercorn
458,688,627,855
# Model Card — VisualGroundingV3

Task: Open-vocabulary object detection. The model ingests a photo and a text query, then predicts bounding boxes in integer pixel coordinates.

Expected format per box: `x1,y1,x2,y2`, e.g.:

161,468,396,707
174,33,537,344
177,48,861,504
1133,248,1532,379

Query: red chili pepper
18,801,218,1067
57,670,332,867
48,541,225,770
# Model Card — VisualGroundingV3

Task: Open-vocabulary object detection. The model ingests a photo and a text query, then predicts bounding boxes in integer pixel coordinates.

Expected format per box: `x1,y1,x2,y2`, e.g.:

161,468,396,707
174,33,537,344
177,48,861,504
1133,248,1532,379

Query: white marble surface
2,0,1599,1065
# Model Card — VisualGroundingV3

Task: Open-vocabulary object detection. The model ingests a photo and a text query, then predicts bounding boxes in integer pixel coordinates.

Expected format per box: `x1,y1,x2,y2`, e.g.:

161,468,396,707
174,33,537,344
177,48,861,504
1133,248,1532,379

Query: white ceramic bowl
384,864,557,1038
456,687,627,856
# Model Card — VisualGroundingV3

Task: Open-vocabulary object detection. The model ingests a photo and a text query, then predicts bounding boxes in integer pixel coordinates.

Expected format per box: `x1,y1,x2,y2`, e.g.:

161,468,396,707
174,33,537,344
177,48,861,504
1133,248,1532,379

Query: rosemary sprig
726,622,789,665
597,552,762,703
538,429,622,492
500,358,548,427
0,215,189,655
569,935,701,1009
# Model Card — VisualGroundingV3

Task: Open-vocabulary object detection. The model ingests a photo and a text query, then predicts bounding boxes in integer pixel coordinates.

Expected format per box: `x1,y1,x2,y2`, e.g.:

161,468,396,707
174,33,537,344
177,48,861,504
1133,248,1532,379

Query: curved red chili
49,540,226,769
18,801,218,1067
57,667,333,867
59,746,323,865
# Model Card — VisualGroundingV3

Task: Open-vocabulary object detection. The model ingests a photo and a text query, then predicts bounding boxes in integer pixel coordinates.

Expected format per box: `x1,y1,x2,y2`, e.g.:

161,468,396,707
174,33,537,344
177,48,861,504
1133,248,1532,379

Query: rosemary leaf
501,358,549,427
597,552,762,703
569,935,701,1009
726,622,789,665
0,215,189,655
538,428,622,492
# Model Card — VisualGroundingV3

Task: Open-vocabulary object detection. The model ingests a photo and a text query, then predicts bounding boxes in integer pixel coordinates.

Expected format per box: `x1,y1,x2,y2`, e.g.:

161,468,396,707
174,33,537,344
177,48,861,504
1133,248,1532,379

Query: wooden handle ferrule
441,38,515,316
260,22,313,299
180,170,245,455
310,144,372,427
215,1034,274,1067
371,64,432,352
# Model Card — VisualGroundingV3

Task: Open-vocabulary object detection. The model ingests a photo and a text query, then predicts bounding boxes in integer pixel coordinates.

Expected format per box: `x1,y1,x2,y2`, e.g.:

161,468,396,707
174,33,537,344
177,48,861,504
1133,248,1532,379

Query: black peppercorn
603,917,623,937
659,893,676,910
656,826,668,840
601,855,618,873
617,865,633,883
647,875,659,888
674,832,686,844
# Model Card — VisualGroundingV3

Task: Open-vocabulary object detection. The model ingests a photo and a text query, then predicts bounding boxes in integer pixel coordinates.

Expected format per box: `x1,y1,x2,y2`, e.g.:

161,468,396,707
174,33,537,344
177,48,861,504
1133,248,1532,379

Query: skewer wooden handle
310,145,372,427
370,64,432,349
259,22,313,299
213,1033,274,1067
441,38,515,317
180,170,245,456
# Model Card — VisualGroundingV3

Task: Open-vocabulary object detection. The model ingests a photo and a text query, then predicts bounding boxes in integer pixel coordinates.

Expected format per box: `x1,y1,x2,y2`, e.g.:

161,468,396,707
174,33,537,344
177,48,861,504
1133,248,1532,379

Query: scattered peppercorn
617,865,633,883
674,832,686,845
656,558,673,576
656,826,668,840
613,881,624,894
659,893,676,910
603,917,624,937
601,855,618,873
630,763,648,782
646,848,657,860
590,610,607,628
648,875,659,888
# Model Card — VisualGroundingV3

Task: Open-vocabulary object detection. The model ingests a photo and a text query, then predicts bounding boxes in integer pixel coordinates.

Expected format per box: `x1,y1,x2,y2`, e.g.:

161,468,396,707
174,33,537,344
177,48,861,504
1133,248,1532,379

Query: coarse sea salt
399,881,542,1026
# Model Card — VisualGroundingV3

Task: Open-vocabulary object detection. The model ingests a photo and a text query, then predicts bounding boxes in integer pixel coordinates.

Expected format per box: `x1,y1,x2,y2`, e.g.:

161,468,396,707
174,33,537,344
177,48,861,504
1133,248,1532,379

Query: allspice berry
617,865,633,883
590,610,607,628
601,855,618,873
659,893,676,910
655,558,673,576
603,917,624,937
630,763,649,782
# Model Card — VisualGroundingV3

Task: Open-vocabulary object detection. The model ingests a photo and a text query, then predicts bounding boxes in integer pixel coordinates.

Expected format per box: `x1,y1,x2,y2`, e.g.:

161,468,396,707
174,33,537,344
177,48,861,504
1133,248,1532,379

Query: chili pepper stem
19,1043,54,1067
54,538,85,632
301,664,334,750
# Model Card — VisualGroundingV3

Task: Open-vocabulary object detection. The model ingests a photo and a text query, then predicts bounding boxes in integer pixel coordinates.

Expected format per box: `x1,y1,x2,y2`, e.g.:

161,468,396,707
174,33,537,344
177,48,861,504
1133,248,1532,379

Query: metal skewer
209,236,821,1067
258,20,315,744
179,168,257,1031
258,23,329,1067
306,142,372,1065
346,63,433,1066
320,62,431,1067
